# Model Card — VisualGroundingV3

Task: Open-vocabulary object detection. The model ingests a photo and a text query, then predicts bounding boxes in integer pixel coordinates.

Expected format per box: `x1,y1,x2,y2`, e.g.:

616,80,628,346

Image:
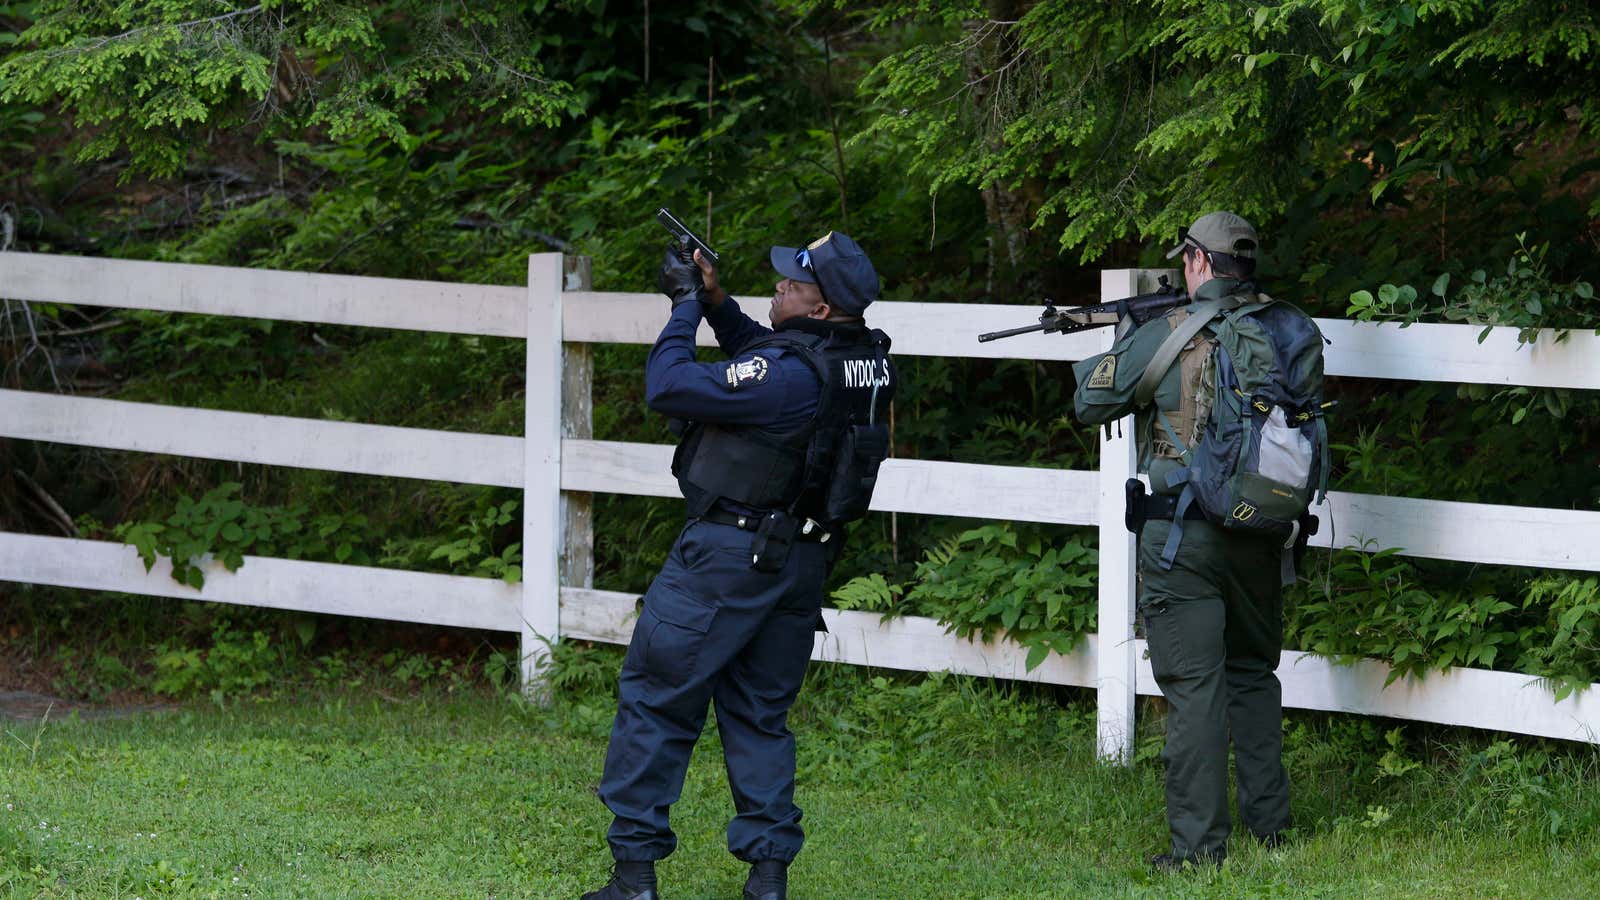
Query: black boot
1149,850,1224,874
1253,828,1290,850
581,861,659,900
742,860,787,900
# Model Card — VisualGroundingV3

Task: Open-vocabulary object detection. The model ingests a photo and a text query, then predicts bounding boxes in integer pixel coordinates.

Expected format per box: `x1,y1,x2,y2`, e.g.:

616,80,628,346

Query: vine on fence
831,524,1600,696
113,483,378,589
1348,238,1599,427
832,523,1098,672
114,484,522,588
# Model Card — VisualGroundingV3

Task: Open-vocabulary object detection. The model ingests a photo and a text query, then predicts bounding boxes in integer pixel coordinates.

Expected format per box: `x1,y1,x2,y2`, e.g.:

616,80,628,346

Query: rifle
655,207,720,265
977,275,1188,342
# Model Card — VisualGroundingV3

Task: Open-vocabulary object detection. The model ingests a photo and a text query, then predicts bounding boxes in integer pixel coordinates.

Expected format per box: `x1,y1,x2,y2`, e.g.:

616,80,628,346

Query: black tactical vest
673,321,895,522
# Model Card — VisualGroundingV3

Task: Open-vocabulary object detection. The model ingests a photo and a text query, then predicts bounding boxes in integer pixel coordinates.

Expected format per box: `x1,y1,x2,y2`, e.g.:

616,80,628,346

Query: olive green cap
1165,211,1259,260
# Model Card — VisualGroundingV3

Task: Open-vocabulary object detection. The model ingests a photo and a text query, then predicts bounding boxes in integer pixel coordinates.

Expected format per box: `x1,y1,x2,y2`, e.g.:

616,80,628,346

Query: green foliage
108,310,302,381
1344,237,1600,433
111,478,529,587
113,482,379,588
1289,545,1600,691
540,636,624,701
381,498,523,583
832,522,1096,671
1290,544,1523,682
829,571,903,612
47,646,136,703
1518,577,1600,700
3,0,1597,706
1450,738,1564,830
165,134,544,280
1377,726,1422,779
799,671,1081,778
151,623,279,702
1349,235,1599,345
376,649,482,693
854,0,1599,295
0,1,578,175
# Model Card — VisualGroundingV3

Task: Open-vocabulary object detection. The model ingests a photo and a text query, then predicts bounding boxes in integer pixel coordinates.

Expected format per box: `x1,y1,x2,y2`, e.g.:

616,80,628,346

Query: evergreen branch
38,4,268,59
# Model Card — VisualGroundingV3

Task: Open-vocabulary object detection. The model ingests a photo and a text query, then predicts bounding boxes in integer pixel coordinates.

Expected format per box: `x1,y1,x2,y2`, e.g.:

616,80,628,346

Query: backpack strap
1157,470,1195,570
1153,408,1193,464
1314,414,1330,503
867,329,889,426
1133,296,1241,408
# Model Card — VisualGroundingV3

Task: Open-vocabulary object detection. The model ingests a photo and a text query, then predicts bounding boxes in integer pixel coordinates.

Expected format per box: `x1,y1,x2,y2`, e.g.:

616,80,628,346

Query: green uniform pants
1137,516,1292,861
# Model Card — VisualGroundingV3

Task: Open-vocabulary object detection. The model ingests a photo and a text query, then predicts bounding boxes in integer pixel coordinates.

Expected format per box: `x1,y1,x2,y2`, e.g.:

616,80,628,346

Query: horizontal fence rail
0,389,524,487
563,290,1600,388
2,252,527,337
0,532,520,632
3,387,1590,569
1,251,1596,754
10,253,1600,382
7,529,1592,743
558,440,1103,526
563,587,1600,745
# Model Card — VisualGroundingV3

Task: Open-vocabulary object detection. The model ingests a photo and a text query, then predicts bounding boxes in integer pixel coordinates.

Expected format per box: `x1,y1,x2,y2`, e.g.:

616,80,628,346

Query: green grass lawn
4,654,1599,899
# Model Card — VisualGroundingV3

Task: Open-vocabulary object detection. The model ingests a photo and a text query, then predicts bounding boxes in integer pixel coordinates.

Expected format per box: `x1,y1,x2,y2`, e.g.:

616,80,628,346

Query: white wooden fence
2,251,1598,758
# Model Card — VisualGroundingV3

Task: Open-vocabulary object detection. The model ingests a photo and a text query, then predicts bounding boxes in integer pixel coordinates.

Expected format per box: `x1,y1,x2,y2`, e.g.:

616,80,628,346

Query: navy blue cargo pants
599,518,831,864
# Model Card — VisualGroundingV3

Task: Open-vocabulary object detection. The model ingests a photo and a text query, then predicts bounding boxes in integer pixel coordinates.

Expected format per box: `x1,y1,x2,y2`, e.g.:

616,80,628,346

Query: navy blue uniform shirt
644,295,821,433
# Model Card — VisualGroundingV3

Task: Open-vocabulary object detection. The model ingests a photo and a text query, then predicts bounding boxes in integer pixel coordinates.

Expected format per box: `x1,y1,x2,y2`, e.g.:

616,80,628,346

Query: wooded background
1,0,1596,701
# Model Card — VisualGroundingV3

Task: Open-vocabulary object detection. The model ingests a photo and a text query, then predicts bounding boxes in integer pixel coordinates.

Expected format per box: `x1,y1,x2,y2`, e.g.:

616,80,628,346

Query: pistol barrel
655,207,720,264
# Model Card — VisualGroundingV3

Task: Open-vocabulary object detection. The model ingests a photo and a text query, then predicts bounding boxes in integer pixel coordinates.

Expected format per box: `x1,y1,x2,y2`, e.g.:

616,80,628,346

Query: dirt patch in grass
0,635,170,718
0,689,173,722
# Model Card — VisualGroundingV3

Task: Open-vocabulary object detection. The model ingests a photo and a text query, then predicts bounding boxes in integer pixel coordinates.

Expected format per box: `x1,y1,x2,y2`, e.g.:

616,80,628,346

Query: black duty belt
700,509,833,543
1146,492,1209,522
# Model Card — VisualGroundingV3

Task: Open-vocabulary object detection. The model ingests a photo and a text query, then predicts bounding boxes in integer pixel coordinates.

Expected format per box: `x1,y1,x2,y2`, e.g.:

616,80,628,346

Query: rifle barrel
977,322,1049,343
974,285,1190,343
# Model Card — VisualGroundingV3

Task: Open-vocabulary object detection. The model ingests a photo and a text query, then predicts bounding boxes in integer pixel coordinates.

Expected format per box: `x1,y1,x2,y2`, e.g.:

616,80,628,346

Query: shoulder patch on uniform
723,355,770,390
1087,355,1117,389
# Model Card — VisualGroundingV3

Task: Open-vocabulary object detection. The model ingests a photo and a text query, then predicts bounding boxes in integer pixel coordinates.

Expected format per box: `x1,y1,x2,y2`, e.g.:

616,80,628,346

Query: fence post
1095,267,1173,763
561,256,594,593
521,253,566,693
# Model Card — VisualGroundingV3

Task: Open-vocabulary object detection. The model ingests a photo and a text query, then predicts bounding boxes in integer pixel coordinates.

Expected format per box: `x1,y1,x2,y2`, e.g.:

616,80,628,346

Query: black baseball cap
769,231,880,316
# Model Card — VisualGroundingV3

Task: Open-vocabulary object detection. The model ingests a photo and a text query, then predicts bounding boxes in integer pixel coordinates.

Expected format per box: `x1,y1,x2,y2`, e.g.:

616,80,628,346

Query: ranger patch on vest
724,355,770,390
1087,356,1117,389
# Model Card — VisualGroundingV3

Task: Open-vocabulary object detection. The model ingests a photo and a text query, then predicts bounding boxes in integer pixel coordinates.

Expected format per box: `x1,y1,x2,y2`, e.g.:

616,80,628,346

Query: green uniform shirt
1071,278,1254,493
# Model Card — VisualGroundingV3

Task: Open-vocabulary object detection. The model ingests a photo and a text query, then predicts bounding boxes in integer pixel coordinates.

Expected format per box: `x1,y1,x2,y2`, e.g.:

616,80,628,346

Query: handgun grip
655,207,719,264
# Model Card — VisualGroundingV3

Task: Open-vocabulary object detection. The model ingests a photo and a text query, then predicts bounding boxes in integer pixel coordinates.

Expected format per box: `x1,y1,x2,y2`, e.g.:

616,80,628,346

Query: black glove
657,246,704,304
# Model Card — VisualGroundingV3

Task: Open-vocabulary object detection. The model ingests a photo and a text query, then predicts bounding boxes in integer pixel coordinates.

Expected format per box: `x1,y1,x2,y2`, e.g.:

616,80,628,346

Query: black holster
1293,511,1320,570
1124,478,1148,536
750,510,798,573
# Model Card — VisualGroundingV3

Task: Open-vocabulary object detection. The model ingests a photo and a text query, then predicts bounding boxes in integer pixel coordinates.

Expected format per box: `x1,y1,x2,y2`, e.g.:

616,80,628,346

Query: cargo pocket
1138,595,1190,683
639,585,717,688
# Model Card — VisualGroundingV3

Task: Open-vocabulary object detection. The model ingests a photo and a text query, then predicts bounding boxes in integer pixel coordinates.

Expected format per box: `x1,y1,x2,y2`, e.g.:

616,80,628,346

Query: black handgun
655,207,720,265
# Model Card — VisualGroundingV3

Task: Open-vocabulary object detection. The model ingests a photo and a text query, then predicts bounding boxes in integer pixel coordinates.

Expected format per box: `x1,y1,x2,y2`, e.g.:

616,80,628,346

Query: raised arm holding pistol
656,207,726,305
655,207,719,265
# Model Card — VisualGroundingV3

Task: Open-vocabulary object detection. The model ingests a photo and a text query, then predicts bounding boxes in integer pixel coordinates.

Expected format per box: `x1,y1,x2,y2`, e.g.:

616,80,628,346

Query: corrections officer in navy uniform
584,232,895,900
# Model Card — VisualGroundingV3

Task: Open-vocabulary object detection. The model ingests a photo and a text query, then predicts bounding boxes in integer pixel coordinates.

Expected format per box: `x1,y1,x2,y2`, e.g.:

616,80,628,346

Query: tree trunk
965,0,1039,291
